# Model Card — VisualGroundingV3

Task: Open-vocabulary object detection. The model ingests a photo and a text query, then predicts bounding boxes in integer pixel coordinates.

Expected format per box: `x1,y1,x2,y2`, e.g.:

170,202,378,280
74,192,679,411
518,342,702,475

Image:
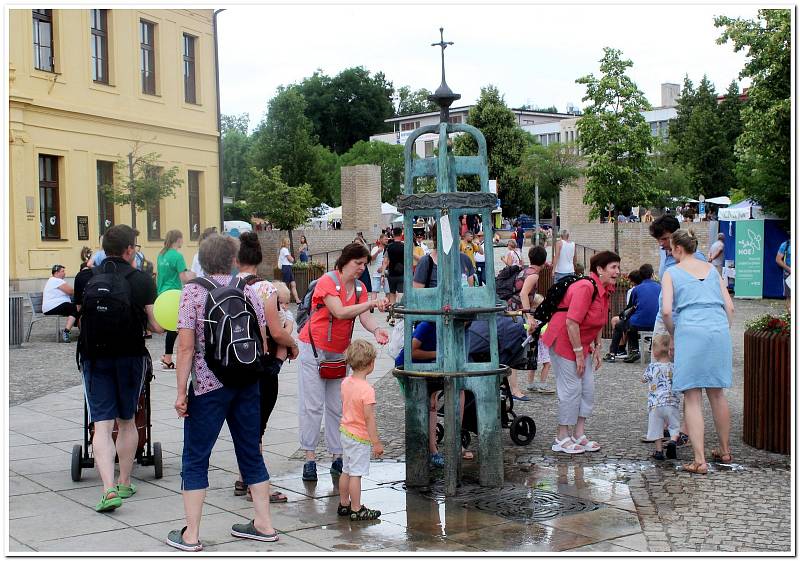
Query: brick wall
566,222,714,274
559,176,597,229
341,164,382,235
257,229,362,279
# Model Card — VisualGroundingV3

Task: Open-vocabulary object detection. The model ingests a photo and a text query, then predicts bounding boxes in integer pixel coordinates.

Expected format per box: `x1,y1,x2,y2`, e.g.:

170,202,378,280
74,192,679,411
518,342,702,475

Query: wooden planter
743,329,790,454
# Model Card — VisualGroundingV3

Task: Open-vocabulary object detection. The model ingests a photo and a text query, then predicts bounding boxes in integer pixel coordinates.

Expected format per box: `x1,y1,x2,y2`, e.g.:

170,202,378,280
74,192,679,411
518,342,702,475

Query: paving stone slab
33,528,166,552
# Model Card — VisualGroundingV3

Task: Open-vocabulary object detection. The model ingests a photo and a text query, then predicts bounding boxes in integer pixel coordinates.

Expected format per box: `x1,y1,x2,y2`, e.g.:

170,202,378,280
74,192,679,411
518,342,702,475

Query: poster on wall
734,219,764,299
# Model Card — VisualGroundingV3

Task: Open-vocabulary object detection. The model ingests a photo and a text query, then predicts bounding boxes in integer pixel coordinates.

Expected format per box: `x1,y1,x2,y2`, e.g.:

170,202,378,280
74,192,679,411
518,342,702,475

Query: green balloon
153,289,182,332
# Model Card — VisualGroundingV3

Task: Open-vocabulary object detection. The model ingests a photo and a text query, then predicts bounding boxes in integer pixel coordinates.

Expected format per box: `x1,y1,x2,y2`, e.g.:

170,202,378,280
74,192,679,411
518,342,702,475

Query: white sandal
572,435,601,452
552,436,585,454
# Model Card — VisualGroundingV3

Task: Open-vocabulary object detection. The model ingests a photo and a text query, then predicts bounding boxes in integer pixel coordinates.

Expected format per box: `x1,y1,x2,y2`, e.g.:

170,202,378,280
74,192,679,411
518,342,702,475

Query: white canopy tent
705,196,732,206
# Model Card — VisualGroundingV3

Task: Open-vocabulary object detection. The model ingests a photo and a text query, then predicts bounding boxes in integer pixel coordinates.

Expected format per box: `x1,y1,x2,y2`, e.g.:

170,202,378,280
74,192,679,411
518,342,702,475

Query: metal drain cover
394,480,604,523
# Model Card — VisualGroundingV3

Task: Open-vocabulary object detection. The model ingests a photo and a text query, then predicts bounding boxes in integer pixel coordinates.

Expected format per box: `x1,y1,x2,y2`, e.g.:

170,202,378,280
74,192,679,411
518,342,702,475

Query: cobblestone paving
373,298,791,552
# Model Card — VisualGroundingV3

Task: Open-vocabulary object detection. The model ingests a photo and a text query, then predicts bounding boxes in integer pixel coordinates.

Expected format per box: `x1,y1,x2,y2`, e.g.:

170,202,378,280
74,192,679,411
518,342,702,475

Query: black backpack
495,264,521,301
188,275,264,388
78,260,144,361
528,274,598,370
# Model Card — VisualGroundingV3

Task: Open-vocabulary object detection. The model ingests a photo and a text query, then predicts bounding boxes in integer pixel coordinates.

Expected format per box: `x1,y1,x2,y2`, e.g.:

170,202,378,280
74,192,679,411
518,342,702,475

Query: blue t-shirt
395,321,437,367
659,249,706,279
93,249,106,266
779,240,791,267
629,279,661,330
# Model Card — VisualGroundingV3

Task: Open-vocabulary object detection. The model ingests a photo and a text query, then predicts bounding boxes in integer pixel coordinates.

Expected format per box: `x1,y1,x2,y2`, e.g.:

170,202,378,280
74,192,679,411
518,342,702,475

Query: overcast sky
217,2,769,130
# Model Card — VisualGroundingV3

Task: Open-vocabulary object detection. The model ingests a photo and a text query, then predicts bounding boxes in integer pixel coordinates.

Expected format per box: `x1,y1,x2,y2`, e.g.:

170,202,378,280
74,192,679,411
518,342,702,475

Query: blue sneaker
330,457,343,475
430,452,445,468
302,461,317,481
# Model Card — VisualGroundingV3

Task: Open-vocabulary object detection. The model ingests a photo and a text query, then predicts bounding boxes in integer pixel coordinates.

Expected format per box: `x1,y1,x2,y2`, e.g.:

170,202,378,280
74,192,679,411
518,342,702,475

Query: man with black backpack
77,225,164,513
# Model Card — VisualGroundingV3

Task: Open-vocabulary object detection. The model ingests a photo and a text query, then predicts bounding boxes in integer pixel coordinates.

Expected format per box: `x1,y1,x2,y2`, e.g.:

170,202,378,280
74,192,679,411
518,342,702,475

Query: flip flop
462,449,475,461
682,461,708,475
160,360,175,370
270,491,289,503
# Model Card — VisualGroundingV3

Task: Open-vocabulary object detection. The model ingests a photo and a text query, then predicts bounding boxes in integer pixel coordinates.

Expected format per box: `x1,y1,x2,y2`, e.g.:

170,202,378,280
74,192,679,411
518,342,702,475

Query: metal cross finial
431,27,454,85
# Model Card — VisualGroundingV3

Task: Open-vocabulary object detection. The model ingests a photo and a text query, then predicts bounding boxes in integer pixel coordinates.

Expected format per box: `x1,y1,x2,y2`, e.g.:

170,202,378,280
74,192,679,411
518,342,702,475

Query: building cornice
9,99,219,139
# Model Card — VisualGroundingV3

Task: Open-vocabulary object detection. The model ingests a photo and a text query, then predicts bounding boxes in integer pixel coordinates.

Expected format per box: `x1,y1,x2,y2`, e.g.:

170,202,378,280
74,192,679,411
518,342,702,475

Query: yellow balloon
154,289,182,332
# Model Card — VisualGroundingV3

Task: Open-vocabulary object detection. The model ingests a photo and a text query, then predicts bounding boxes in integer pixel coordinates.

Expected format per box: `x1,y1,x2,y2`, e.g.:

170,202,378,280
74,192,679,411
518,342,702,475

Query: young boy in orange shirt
337,339,384,521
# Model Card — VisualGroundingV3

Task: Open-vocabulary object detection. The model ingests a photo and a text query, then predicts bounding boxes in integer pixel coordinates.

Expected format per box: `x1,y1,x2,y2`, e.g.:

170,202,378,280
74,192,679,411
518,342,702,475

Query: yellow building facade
9,8,221,288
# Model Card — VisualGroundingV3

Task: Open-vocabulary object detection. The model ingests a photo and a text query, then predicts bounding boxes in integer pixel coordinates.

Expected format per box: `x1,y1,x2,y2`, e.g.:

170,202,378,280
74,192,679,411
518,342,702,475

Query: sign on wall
734,219,764,299
77,216,89,240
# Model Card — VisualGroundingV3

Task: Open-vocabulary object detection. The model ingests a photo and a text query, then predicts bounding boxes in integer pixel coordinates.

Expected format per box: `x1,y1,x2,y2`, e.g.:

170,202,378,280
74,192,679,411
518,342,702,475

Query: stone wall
257,229,361,279
559,176,596,229
341,164,382,235
566,222,715,274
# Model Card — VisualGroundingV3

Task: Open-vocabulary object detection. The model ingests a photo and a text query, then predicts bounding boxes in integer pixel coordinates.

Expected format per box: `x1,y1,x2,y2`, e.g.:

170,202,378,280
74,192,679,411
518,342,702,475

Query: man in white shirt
708,233,725,277
42,264,80,342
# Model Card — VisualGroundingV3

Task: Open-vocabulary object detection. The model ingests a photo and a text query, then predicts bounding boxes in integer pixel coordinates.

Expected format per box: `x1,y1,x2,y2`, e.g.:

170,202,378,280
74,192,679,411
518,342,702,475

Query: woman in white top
474,231,486,286
279,238,301,304
42,264,79,342
553,229,576,282
502,239,522,268
368,233,388,299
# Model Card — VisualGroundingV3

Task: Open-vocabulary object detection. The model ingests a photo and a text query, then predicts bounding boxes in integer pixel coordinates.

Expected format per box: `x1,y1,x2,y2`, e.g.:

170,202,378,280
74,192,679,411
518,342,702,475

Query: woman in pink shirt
541,251,620,454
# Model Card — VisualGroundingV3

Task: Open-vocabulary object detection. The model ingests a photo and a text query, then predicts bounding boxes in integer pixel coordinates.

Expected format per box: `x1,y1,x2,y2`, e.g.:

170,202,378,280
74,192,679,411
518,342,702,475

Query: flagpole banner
734,219,764,299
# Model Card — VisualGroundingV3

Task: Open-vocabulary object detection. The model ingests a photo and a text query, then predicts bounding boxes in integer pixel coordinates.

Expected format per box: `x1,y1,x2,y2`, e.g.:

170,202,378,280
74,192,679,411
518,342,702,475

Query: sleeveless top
555,240,575,274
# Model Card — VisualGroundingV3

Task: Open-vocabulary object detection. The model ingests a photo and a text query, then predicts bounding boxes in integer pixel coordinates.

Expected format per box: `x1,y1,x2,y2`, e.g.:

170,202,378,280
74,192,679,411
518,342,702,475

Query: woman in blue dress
662,229,735,475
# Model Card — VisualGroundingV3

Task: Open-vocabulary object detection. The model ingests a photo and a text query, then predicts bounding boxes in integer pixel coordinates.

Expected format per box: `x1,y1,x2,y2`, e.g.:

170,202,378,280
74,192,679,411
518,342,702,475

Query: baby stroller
435,316,537,447
70,362,162,482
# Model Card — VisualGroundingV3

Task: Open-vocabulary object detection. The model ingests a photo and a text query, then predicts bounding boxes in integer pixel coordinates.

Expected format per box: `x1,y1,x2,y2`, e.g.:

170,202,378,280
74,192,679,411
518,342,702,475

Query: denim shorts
82,355,147,422
181,382,269,491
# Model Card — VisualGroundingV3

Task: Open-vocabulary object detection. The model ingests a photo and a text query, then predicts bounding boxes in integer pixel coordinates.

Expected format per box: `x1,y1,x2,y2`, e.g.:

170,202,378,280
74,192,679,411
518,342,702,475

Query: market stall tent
718,199,787,299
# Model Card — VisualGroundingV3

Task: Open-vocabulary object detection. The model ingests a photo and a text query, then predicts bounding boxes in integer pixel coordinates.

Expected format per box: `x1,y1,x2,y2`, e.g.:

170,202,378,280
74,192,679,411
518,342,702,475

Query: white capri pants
549,345,595,426
297,341,344,455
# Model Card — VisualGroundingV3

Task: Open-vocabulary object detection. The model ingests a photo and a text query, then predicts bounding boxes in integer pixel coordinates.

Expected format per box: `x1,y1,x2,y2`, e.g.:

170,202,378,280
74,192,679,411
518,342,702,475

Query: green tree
674,76,735,198
395,86,436,116
715,9,790,219
650,138,691,207
221,113,250,135
718,80,744,153
668,75,696,146
245,166,315,255
249,87,328,202
314,144,340,206
222,129,251,200
575,47,656,253
295,67,394,154
519,104,559,113
453,85,534,217
101,143,183,230
339,140,405,203
515,142,582,235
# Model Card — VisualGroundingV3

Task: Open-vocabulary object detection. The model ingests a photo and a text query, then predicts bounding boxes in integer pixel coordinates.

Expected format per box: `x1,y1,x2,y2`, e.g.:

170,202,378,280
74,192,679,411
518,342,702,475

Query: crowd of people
47,206,792,550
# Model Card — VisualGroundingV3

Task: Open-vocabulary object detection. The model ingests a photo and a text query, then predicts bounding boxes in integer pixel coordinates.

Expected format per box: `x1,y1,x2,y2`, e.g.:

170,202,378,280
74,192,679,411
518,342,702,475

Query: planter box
272,264,325,301
743,329,790,454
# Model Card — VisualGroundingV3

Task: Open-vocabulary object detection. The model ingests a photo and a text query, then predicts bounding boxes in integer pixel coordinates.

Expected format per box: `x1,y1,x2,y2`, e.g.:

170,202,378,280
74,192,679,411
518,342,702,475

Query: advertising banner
734,219,764,299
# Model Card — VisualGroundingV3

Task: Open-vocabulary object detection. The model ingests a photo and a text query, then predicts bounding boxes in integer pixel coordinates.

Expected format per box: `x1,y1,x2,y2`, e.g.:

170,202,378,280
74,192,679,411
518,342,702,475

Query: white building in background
370,83,682,155
369,105,577,158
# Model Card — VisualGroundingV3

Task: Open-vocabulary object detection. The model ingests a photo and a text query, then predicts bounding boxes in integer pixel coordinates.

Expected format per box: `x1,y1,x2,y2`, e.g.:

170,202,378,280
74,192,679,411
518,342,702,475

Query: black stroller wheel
71,445,83,482
510,416,536,446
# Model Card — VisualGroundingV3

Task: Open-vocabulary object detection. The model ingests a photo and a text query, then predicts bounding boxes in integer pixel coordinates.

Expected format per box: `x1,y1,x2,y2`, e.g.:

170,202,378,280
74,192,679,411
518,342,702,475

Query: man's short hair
649,215,680,239
638,263,654,280
102,225,136,257
392,227,403,238
718,233,725,240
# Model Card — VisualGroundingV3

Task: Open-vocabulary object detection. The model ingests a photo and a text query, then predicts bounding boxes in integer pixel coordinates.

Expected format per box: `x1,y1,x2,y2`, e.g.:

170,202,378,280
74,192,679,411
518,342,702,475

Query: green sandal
116,483,137,499
350,505,381,521
95,488,123,512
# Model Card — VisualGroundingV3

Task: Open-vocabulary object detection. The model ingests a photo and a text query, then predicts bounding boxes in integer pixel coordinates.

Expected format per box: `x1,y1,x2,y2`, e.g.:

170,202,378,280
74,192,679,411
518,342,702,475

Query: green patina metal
392,28,504,496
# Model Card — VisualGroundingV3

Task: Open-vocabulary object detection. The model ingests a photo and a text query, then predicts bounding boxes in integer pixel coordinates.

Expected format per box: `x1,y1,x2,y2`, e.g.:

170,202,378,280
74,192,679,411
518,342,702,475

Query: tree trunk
613,217,620,255
287,228,296,258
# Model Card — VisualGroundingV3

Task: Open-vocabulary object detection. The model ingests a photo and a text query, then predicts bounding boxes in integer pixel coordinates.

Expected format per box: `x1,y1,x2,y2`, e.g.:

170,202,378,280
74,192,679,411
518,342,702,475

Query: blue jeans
82,355,147,422
181,382,268,491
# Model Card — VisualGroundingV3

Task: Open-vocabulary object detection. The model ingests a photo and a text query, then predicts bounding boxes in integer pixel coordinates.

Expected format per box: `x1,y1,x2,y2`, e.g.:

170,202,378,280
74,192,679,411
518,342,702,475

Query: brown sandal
682,461,709,475
711,449,733,463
